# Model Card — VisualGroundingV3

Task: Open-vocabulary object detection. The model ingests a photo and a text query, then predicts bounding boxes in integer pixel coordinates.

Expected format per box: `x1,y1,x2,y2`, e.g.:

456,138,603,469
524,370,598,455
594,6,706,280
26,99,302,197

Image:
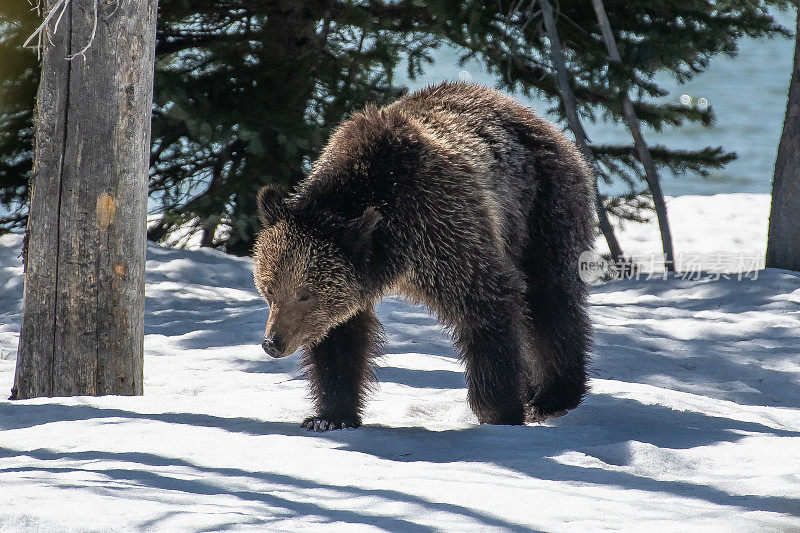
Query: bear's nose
261,335,286,358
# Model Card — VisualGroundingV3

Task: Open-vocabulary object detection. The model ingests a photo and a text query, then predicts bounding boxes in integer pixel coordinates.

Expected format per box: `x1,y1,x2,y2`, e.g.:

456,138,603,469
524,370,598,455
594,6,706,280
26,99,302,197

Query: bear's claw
301,416,361,432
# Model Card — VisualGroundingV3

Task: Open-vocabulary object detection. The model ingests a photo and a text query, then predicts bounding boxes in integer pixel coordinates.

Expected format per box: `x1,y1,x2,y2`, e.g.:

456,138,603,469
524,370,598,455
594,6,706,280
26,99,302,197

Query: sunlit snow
1,194,798,531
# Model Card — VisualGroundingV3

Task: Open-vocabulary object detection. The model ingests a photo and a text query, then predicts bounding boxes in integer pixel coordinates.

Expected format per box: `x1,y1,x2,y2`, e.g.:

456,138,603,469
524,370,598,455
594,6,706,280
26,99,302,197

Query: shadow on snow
3,241,798,527
1,391,798,525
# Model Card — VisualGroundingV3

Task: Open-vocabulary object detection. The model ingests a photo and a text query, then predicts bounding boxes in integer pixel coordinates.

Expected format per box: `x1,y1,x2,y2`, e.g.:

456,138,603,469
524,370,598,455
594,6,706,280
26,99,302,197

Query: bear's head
253,185,381,358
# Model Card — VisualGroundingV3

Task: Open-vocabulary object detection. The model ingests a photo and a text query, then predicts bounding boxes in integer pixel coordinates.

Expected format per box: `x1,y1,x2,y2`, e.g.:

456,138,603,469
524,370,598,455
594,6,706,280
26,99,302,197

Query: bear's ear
257,185,289,227
341,207,382,267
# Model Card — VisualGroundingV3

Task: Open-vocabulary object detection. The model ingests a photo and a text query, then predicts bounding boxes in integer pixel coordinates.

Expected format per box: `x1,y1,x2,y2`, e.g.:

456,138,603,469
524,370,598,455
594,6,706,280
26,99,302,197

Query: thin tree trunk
200,223,218,248
12,0,158,399
539,0,623,263
199,161,224,248
766,11,800,271
590,0,676,271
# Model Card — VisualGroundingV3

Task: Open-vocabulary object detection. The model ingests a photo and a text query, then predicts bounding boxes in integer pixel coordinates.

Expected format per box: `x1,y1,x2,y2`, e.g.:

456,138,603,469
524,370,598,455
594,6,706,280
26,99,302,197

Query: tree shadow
303,392,800,518
374,366,466,389
144,244,268,351
143,262,800,405
590,270,800,409
2,393,798,522
6,244,797,527
144,267,467,385
0,435,538,532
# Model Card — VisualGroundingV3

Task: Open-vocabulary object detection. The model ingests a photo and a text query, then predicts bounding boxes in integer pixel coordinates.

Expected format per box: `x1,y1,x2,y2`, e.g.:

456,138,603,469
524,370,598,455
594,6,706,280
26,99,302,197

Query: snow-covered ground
597,193,771,274
1,193,798,531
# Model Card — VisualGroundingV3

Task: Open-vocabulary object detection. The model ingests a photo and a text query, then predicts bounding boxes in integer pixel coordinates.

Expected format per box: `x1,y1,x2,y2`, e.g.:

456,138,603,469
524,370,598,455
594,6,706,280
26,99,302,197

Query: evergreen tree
0,3,37,230
148,0,438,255
1,1,793,255
414,0,790,227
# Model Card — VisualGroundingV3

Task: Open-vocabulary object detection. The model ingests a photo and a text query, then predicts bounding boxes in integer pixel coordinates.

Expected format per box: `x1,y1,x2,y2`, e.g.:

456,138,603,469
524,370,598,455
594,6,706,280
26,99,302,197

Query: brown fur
253,82,594,430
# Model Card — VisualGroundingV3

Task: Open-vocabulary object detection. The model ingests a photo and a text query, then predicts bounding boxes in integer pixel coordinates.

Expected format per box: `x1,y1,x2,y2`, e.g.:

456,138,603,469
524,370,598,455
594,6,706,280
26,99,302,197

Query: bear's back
389,83,556,258
301,82,592,265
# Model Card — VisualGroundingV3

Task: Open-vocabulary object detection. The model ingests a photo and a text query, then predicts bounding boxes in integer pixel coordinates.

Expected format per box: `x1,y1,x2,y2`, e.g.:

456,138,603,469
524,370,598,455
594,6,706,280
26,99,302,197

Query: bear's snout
261,334,286,358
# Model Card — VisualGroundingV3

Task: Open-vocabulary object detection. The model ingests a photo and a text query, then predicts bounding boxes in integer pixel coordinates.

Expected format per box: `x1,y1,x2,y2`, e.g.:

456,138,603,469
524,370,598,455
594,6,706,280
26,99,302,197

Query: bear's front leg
301,309,384,431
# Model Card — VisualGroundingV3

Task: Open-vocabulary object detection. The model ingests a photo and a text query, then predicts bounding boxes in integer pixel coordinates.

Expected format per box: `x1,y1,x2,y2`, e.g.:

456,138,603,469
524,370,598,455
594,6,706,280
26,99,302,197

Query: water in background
401,8,797,196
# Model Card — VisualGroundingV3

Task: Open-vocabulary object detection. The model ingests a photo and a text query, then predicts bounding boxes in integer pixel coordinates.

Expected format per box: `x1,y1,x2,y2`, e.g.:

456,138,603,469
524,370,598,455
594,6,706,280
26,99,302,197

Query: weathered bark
12,0,158,399
539,0,623,262
766,12,800,271
590,0,676,271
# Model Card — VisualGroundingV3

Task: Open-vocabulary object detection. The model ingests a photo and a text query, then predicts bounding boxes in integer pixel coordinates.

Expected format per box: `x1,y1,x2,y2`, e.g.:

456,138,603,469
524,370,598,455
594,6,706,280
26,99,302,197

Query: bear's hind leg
447,269,528,425
301,309,384,431
522,273,591,422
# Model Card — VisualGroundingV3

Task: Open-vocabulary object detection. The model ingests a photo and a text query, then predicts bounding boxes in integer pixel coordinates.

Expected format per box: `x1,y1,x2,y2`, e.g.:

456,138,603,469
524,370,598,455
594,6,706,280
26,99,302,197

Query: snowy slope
1,194,799,532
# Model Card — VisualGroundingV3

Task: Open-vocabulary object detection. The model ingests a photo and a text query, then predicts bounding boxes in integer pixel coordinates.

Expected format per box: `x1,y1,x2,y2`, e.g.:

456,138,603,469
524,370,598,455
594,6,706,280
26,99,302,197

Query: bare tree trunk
590,0,676,271
539,0,623,262
12,0,158,399
766,12,800,271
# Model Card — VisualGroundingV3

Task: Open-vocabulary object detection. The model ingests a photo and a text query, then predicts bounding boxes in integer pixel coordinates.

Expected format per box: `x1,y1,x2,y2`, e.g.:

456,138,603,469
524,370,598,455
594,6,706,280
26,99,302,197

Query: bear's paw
301,416,361,432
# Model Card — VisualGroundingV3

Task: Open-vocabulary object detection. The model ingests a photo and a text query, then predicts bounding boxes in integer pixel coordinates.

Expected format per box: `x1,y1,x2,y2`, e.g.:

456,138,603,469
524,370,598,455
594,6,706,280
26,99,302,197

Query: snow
1,193,799,531
596,193,771,273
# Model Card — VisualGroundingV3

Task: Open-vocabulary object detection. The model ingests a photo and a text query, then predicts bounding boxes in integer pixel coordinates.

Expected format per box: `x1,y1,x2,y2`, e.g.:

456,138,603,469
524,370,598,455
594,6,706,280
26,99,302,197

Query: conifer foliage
0,1,793,254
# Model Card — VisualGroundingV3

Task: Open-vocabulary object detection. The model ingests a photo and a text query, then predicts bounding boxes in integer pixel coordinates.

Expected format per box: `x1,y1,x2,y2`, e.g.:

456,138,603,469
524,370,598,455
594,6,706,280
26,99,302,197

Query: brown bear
253,82,594,431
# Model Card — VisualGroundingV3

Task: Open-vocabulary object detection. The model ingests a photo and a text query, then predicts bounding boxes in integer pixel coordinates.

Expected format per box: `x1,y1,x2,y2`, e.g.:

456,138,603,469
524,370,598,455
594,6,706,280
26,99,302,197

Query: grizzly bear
253,82,593,431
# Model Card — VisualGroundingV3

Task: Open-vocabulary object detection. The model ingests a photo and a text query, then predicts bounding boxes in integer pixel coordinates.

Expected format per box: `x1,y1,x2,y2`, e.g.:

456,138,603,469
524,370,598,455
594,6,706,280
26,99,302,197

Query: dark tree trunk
200,225,217,248
590,0,676,272
539,0,624,263
766,12,800,271
12,0,158,399
147,217,170,243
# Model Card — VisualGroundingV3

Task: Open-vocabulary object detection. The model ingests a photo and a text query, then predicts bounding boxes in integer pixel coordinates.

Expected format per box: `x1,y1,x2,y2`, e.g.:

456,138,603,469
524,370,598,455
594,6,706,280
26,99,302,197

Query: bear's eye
297,291,311,302
266,287,274,296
